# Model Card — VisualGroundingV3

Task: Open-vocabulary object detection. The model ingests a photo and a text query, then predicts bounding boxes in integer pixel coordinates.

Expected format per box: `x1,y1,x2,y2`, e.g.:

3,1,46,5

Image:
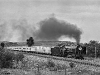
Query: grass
19,54,100,75
0,53,100,75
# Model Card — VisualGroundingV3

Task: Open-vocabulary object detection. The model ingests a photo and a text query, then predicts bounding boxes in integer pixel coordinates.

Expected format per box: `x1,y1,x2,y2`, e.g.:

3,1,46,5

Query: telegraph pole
95,46,96,58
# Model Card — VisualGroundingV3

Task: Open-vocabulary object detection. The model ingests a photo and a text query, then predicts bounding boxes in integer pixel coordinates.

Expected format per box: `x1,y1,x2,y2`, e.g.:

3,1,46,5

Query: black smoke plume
36,17,82,43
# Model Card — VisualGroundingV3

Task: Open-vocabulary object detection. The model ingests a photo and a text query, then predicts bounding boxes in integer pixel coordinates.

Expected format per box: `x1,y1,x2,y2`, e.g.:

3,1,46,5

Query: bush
47,59,55,67
21,58,31,70
69,62,75,68
15,53,24,63
0,48,25,69
0,51,15,68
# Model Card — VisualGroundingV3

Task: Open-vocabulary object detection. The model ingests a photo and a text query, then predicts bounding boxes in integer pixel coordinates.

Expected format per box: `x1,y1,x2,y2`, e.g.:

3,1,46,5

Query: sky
0,0,100,43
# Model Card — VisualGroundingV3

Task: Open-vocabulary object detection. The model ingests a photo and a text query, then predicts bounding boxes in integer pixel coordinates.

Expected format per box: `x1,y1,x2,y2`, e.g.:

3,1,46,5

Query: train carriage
42,46,51,54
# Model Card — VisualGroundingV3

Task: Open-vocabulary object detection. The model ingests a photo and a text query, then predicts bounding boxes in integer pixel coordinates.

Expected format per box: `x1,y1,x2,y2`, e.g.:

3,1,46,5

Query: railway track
10,50,100,67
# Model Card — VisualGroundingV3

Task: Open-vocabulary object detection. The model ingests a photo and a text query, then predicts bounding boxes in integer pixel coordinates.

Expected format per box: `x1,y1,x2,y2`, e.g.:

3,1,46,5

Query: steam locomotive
51,44,86,59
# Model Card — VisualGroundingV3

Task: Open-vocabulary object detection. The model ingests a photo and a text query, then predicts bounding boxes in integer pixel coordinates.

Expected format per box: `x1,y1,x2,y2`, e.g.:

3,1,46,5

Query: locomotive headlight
79,47,82,51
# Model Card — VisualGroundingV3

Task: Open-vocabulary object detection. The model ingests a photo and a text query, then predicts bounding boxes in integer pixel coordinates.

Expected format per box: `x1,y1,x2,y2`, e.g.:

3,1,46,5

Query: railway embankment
9,50,100,72
24,54,100,72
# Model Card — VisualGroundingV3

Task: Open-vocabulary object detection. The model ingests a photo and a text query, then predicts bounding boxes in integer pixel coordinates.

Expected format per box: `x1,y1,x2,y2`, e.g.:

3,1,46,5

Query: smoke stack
36,17,82,43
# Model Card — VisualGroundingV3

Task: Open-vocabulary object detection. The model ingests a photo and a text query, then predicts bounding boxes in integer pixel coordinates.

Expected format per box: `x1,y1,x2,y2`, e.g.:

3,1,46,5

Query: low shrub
69,62,75,68
46,59,55,68
0,51,15,68
15,53,24,63
0,49,24,69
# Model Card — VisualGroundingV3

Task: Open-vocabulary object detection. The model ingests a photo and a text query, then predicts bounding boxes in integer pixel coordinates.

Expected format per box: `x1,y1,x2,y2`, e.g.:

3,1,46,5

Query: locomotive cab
51,45,68,57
